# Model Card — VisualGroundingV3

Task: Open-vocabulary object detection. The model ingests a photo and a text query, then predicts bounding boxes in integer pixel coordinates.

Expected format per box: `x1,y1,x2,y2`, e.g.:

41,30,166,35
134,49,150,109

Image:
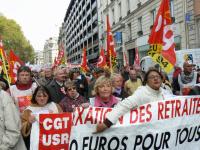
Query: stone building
97,0,200,65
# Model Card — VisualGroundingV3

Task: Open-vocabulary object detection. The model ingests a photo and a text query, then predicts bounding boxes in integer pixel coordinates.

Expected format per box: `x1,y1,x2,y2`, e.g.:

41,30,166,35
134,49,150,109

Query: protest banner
30,96,200,149
69,96,200,150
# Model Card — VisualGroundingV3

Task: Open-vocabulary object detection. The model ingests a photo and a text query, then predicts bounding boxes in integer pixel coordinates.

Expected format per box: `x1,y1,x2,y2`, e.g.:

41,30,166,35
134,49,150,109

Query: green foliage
0,15,35,63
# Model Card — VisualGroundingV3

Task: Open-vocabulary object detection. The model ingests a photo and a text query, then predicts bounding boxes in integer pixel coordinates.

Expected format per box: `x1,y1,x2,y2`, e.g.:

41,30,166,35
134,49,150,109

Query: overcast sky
0,0,70,51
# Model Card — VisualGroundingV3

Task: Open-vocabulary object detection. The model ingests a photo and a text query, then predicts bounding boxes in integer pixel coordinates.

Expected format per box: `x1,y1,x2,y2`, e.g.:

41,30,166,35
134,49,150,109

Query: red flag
9,50,24,84
106,15,117,71
148,0,176,73
134,48,140,67
97,47,107,68
52,48,64,68
80,47,89,72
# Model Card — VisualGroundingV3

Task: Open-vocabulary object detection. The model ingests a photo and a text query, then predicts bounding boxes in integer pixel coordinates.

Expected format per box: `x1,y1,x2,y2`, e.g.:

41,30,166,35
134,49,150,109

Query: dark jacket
74,74,88,99
172,72,200,94
188,86,200,95
47,79,65,103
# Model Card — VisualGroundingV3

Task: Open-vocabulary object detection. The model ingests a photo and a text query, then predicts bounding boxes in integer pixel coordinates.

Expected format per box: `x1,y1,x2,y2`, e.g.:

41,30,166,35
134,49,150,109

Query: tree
0,15,35,63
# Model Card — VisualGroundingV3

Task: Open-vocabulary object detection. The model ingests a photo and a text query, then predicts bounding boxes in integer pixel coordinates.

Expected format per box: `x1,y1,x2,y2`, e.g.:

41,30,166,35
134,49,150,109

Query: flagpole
0,48,11,88
109,49,113,73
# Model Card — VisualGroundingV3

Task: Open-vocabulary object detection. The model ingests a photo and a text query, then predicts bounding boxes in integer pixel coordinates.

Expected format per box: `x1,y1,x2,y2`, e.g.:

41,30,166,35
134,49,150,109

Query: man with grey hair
111,73,128,99
47,66,67,103
172,61,200,95
38,66,53,86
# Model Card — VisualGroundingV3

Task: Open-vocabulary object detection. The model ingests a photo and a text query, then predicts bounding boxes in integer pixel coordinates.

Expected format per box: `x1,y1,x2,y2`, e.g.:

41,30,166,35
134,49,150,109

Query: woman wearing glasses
59,80,86,112
95,68,173,133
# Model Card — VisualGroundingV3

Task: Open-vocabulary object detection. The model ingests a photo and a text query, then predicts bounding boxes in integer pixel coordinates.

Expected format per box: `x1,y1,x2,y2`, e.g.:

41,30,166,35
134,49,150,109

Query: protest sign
39,113,72,150
69,96,200,150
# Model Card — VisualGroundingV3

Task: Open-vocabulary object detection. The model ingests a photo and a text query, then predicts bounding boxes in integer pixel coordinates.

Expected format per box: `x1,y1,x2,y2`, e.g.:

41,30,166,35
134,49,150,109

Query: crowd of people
0,61,199,149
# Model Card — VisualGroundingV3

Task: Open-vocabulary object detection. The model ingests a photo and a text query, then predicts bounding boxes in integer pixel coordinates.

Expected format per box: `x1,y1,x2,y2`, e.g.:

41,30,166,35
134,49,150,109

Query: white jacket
106,85,173,124
0,90,26,150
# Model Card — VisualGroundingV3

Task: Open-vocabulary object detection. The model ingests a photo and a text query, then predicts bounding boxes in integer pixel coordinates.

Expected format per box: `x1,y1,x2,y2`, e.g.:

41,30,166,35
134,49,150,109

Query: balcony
127,35,132,42
88,20,92,26
92,27,98,34
92,13,97,21
137,2,141,8
87,10,90,16
137,30,143,36
92,1,97,10
86,0,90,5
87,51,98,60
93,40,98,46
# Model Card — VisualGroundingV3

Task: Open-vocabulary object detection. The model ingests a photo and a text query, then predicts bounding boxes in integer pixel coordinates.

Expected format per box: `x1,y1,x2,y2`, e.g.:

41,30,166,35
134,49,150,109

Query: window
127,0,130,11
170,0,175,22
112,8,115,24
118,2,122,20
138,17,142,31
170,0,174,17
128,23,132,40
137,17,143,36
150,9,156,25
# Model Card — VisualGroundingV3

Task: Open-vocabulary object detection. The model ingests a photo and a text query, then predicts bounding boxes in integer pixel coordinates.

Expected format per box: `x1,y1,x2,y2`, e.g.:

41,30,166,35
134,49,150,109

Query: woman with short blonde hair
90,75,120,108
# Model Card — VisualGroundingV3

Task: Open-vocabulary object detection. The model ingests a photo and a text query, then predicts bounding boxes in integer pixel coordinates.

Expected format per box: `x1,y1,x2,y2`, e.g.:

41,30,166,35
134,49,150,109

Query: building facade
185,0,200,48
61,0,99,64
34,51,43,65
98,0,200,66
43,37,58,64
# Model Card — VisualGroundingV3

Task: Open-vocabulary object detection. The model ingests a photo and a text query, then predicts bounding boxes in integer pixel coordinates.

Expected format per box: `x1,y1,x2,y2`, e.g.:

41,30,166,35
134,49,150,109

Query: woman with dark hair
21,86,62,149
95,68,173,133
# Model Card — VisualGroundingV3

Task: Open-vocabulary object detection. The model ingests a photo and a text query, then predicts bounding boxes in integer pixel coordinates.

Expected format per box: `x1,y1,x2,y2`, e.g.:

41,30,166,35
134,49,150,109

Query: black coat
47,79,66,103
74,74,88,99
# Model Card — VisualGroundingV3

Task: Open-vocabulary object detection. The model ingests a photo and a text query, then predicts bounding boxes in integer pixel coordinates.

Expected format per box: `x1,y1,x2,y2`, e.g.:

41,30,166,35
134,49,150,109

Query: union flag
148,0,176,73
106,15,117,72
97,47,107,68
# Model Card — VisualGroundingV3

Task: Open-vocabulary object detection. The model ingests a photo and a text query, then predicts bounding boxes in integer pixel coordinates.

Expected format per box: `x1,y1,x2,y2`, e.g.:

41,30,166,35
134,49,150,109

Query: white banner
69,96,200,150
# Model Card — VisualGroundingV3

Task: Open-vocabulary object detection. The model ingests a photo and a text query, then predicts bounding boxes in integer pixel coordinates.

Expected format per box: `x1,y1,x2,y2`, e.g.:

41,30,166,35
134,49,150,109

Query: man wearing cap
172,61,200,95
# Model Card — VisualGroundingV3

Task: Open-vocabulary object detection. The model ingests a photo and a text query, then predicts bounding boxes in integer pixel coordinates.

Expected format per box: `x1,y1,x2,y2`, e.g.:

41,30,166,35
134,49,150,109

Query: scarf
180,71,194,84
94,95,118,108
114,87,122,95
16,81,33,90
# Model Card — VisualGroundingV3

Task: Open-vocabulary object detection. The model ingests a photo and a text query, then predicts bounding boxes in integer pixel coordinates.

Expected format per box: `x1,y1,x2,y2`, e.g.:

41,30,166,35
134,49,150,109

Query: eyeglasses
67,87,76,91
148,75,161,80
